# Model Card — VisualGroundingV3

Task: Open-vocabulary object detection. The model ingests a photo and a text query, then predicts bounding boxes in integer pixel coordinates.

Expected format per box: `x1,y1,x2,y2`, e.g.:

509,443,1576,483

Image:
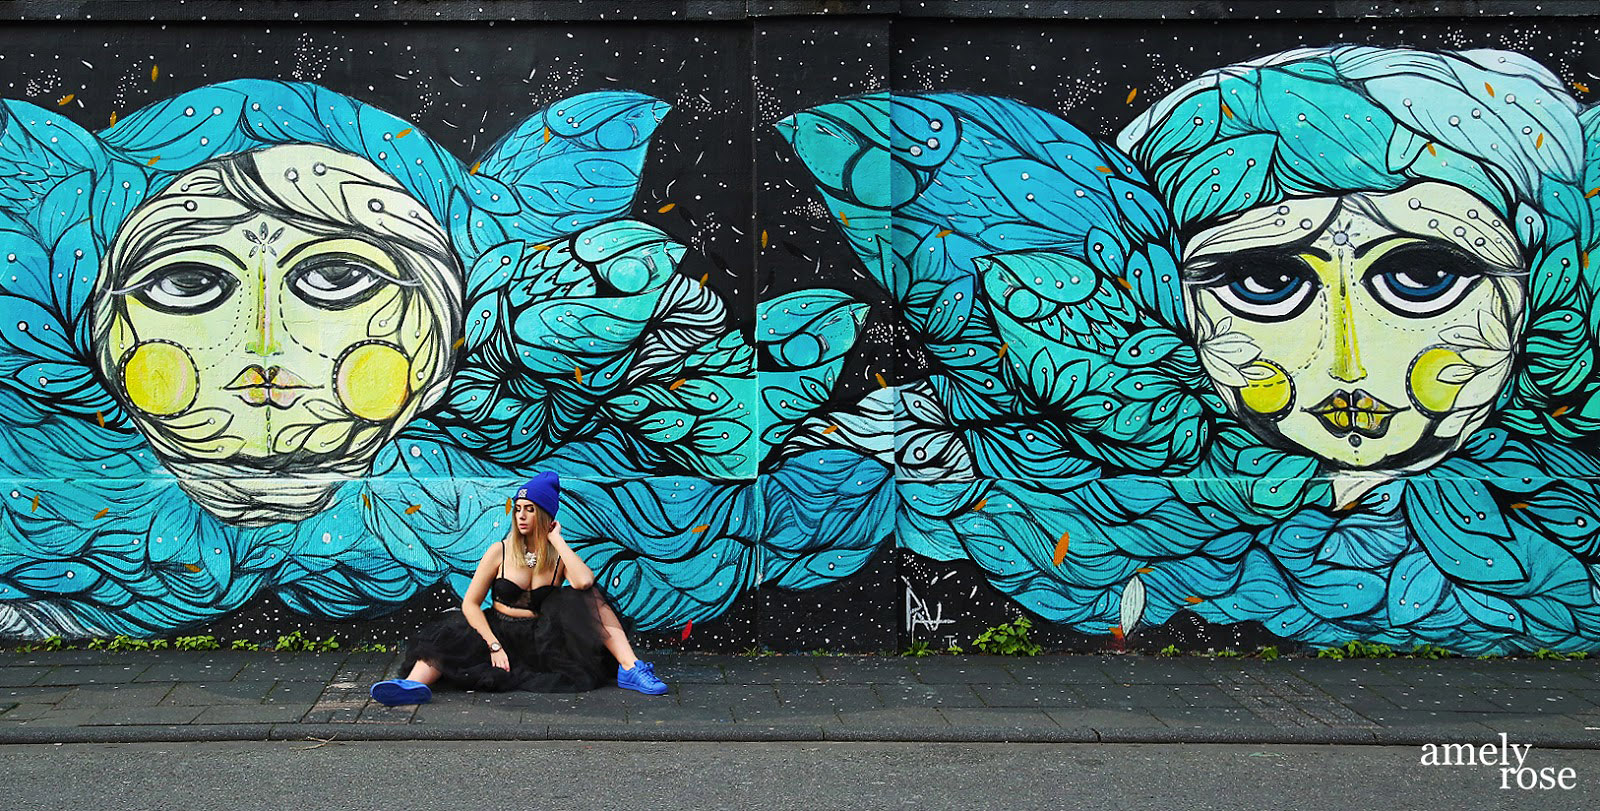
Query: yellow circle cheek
335,342,411,421
1409,347,1467,414
1239,360,1293,418
120,341,199,416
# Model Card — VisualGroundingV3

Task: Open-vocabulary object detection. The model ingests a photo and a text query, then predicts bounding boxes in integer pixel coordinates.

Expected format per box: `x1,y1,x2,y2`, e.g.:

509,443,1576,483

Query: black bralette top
491,540,560,611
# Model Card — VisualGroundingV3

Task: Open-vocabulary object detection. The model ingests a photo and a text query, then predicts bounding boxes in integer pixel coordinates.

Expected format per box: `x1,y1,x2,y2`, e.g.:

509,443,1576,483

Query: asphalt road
3,741,1596,810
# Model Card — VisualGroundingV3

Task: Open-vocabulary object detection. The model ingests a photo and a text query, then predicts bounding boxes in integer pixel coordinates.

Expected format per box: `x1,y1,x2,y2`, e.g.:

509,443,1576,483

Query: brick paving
1,650,1598,745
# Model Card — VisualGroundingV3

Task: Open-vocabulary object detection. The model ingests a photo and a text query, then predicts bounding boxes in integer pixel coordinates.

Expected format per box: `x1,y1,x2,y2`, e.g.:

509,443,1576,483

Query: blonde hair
506,503,558,583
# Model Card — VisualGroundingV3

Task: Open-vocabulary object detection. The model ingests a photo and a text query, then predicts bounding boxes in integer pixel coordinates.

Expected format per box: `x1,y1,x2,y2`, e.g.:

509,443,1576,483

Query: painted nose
1328,272,1366,383
243,266,281,357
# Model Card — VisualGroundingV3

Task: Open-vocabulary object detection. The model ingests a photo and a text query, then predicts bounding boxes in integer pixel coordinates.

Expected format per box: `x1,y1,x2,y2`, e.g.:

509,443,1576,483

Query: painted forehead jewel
242,222,285,257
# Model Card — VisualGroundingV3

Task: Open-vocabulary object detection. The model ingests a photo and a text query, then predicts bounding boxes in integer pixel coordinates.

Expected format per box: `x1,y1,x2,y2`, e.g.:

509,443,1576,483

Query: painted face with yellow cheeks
1183,182,1525,475
105,217,428,456
91,144,462,524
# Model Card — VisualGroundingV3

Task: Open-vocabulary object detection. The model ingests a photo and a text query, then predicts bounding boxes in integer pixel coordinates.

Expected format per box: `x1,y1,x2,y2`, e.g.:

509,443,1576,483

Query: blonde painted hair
506,503,558,583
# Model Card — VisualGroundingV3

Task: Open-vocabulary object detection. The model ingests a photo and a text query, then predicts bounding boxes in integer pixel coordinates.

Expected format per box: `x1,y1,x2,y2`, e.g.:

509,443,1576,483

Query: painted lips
1304,389,1406,438
224,365,313,409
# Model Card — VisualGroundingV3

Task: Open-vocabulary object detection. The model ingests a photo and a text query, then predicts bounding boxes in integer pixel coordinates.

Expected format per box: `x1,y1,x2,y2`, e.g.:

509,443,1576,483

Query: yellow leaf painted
1426,143,1437,156
668,379,687,391
699,273,709,287
184,564,201,573
1486,81,1496,97
761,230,768,248
821,425,838,435
1219,102,1233,119
1094,166,1113,173
1184,596,1204,605
151,64,159,81
936,229,953,238
875,372,888,388
1536,132,1545,149
469,161,481,175
1136,567,1154,574
1511,502,1531,510
534,244,552,251
505,497,513,514
691,525,710,533
57,94,75,106
658,203,676,213
95,411,104,427
1125,88,1138,104
1575,81,1592,93
404,504,421,515
971,497,988,512
395,128,413,139
451,337,465,349
543,126,551,143
997,343,1009,359
1554,405,1572,417
575,367,584,384
362,493,371,508
93,508,108,520
30,494,39,513
839,211,850,226
146,156,160,166
108,111,118,127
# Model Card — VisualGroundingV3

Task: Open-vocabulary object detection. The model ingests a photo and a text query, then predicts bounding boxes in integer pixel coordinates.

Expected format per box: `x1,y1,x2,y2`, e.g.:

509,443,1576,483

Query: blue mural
779,47,1600,654
6,41,1600,657
0,80,891,640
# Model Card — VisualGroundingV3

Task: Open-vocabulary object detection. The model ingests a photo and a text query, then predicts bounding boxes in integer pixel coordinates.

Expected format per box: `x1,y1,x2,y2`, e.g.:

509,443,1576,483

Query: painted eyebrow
277,237,334,269
277,236,394,269
129,244,248,274
1352,234,1416,260
280,236,369,268
1182,248,1321,282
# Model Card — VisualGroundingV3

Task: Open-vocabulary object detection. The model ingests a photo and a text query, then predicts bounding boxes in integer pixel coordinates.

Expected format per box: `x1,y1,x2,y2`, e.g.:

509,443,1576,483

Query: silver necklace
523,550,539,568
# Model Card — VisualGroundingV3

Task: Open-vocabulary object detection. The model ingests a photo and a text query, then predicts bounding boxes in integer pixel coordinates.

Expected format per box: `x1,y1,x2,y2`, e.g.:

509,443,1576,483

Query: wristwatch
488,641,503,652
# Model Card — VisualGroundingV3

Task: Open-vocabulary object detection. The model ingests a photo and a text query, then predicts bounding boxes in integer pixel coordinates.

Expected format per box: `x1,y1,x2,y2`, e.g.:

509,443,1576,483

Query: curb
1,723,1596,748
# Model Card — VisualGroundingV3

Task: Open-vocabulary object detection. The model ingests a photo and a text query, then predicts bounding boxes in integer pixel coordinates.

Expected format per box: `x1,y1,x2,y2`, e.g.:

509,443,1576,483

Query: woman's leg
404,658,442,684
584,589,639,669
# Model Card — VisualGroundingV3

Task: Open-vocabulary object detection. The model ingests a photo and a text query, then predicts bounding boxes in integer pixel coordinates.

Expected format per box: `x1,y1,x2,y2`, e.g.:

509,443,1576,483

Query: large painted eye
286,254,391,310
121,263,239,315
1363,243,1484,318
1197,254,1319,322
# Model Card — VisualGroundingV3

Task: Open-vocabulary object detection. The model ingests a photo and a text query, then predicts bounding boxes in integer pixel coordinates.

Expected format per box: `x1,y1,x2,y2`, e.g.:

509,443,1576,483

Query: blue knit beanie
513,471,560,518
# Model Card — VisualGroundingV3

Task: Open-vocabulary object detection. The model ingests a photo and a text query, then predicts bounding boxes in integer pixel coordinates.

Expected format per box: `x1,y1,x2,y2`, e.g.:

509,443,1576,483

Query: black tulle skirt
397,586,619,693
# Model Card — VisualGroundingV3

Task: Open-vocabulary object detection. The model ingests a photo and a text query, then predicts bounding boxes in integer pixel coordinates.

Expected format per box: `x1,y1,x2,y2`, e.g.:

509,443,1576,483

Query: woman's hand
547,520,597,589
490,650,510,671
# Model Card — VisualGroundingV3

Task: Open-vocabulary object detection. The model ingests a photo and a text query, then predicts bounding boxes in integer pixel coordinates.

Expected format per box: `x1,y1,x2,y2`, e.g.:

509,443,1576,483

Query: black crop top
491,540,560,611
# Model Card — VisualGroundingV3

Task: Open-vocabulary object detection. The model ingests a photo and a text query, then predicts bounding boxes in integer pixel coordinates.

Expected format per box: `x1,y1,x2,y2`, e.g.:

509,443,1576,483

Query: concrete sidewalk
2,649,1599,747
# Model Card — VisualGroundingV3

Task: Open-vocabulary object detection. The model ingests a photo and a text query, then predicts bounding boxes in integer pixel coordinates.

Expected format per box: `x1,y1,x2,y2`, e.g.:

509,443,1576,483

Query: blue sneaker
370,678,432,706
617,661,668,695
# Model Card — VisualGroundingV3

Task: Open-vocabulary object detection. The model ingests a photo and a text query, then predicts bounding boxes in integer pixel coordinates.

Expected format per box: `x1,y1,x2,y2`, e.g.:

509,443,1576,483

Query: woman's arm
459,545,506,647
547,521,596,589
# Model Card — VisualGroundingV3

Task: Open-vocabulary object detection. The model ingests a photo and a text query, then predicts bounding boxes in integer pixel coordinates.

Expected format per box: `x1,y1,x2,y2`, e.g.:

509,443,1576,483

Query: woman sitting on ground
369,472,668,704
